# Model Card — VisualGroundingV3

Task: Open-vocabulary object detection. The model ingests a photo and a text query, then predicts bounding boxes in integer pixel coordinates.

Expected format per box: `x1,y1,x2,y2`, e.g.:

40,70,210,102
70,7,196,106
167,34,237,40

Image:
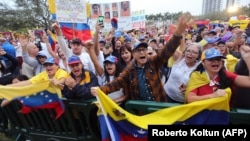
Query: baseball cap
204,36,220,44
123,34,131,42
201,48,226,61
133,42,148,50
44,57,58,65
114,31,124,39
104,55,118,64
99,38,106,44
71,38,83,45
139,36,145,41
36,51,47,58
68,55,81,65
207,30,216,35
217,41,225,45
149,39,157,44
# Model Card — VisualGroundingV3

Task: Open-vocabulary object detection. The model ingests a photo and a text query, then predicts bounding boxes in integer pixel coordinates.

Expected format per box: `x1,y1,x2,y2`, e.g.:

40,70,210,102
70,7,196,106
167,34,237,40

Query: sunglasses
134,48,147,53
43,63,53,67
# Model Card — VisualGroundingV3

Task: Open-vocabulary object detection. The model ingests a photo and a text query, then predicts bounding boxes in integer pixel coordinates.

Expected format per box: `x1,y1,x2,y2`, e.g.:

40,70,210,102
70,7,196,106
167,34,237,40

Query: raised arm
51,22,72,59
41,31,58,59
19,36,39,67
93,21,101,56
85,40,103,76
155,12,192,66
234,45,250,87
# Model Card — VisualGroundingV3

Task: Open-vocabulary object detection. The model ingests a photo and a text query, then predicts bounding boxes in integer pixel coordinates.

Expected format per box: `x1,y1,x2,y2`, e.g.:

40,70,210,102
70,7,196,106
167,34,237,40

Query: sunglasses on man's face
43,63,54,67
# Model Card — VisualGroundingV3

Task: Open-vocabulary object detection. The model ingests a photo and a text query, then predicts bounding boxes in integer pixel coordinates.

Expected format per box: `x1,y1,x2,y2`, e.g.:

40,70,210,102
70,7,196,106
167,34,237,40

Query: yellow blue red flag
0,81,64,119
96,88,230,141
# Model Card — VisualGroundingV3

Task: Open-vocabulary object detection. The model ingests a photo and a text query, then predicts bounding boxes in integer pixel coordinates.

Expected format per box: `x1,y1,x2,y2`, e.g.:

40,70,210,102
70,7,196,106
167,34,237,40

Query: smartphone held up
98,16,104,28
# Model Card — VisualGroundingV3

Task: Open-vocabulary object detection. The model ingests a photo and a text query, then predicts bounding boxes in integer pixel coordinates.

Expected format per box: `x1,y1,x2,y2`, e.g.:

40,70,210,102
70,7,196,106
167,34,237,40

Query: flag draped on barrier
96,88,231,141
0,81,64,119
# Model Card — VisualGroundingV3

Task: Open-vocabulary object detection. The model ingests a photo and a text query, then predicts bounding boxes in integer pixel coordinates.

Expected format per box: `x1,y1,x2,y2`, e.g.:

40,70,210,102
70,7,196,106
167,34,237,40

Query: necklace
205,71,219,86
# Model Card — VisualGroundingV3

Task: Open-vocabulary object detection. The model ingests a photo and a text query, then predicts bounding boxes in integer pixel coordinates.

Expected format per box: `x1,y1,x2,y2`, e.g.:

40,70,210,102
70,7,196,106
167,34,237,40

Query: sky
89,0,250,16
89,0,203,15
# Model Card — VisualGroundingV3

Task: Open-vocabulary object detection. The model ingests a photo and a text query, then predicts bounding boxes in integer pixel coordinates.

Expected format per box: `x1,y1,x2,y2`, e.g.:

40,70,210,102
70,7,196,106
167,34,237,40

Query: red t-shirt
191,71,237,96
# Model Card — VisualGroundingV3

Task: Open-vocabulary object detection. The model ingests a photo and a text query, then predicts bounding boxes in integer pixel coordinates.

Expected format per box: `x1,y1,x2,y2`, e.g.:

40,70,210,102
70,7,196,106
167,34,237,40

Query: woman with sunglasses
185,46,250,104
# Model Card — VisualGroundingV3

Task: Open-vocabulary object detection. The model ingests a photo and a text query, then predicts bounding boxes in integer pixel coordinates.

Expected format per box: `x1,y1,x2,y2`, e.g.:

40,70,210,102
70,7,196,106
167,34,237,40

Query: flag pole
72,23,75,38
96,89,116,141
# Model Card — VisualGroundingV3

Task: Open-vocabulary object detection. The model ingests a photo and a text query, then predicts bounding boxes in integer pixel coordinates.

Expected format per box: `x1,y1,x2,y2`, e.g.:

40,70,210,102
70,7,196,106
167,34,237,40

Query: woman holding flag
185,46,250,104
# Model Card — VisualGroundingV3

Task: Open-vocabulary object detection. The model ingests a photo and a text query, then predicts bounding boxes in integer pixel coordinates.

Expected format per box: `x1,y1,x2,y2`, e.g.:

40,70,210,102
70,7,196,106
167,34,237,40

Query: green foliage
146,4,250,24
0,0,52,32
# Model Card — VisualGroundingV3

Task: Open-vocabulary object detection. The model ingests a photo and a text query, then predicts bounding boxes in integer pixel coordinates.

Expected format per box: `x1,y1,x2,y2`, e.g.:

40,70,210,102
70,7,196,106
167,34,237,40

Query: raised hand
175,12,193,36
18,35,29,48
240,45,250,62
51,21,60,30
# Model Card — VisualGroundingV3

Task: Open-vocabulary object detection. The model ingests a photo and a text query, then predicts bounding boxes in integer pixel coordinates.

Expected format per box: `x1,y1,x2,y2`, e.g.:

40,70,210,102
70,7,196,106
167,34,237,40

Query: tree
0,0,52,32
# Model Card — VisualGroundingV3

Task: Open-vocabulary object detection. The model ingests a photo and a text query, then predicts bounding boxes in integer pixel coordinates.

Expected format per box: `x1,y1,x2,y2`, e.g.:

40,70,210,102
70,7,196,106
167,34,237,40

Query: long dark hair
104,61,122,83
119,45,133,69
193,62,232,89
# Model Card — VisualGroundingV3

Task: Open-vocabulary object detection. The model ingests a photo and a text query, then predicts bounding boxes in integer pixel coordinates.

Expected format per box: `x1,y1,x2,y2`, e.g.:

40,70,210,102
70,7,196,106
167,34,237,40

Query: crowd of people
0,12,250,119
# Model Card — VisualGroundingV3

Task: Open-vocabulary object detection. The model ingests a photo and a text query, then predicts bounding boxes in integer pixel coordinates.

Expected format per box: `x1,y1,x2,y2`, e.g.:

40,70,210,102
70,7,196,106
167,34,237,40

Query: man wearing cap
1,57,69,112
98,38,106,51
91,13,193,102
200,36,221,51
216,41,238,72
185,45,250,104
52,22,95,74
19,36,53,76
62,55,99,99
206,30,217,38
148,39,158,52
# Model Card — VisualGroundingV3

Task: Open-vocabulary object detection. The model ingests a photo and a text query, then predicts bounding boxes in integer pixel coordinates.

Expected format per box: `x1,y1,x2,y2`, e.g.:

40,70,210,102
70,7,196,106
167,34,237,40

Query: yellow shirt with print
30,69,69,98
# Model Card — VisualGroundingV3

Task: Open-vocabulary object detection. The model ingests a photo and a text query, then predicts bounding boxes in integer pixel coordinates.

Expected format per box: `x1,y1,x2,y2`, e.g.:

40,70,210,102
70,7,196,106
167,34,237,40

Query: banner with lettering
228,19,250,30
55,0,87,23
131,10,146,29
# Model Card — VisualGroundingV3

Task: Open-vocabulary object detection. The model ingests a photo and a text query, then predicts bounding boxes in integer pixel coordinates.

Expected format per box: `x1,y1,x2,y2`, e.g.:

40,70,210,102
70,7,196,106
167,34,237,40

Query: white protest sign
55,0,87,23
131,10,146,29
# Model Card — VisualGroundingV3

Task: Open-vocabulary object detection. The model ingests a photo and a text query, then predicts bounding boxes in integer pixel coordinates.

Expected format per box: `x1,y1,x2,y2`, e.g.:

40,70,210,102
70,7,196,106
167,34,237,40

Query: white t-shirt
164,59,199,102
15,42,22,57
99,75,124,101
57,36,95,73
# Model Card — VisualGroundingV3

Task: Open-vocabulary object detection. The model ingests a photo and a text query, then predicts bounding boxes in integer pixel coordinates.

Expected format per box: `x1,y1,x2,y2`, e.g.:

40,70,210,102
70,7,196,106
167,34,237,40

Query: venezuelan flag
96,88,230,141
0,81,64,119
60,22,92,42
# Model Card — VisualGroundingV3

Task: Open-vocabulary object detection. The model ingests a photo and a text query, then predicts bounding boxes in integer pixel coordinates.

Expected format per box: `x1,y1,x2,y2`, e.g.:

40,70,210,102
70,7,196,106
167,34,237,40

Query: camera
34,30,43,51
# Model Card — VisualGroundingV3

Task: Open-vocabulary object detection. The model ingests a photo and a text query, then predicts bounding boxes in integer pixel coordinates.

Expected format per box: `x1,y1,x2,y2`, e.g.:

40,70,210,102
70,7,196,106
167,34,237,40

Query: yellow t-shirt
30,68,69,84
0,69,69,100
30,69,69,98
